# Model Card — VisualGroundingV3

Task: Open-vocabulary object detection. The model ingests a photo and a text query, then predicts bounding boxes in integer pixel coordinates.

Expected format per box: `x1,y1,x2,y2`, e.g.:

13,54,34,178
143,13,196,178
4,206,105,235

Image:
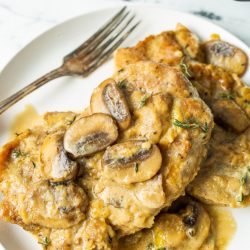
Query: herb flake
219,92,235,100
32,161,37,168
173,119,208,133
179,59,192,79
139,94,151,108
117,79,127,89
237,193,244,202
134,163,139,173
146,243,154,250
11,149,22,159
67,115,76,125
240,174,248,185
38,236,50,247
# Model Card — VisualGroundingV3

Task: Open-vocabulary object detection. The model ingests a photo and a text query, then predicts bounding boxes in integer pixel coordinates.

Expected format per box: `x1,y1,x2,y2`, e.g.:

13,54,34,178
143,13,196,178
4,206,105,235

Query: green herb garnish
237,193,244,202
157,248,166,250
173,119,208,133
38,236,50,246
32,161,37,168
67,115,76,125
117,79,127,89
240,174,248,185
146,243,154,250
134,163,139,173
219,92,235,100
179,59,192,79
11,149,22,159
139,94,151,108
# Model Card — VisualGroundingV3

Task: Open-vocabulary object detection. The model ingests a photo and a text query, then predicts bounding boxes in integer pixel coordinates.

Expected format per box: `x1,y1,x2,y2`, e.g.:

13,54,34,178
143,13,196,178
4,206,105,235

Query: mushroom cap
203,39,248,76
40,132,78,182
64,113,118,158
102,140,162,184
90,78,131,130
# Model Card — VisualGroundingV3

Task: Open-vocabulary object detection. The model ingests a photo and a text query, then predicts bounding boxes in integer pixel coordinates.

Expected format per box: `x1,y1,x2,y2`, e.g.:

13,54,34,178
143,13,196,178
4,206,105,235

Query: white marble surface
0,0,249,71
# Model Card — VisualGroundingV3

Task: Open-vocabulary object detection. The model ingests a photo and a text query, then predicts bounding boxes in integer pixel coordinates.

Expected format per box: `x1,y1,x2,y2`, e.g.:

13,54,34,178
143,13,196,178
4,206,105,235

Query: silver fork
0,7,140,115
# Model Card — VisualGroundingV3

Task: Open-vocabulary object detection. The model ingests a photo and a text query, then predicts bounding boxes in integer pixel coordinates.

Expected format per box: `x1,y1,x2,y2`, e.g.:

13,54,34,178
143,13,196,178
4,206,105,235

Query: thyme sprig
219,92,235,100
173,119,208,133
67,115,76,125
179,59,192,79
240,173,248,185
146,243,154,250
134,163,139,173
117,79,127,89
139,94,151,108
237,193,244,202
38,236,50,247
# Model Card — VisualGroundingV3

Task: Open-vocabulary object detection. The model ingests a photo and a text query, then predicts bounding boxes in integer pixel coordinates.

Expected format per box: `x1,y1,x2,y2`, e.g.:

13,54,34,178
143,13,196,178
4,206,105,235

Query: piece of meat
115,24,204,71
91,61,213,235
114,26,250,133
0,61,213,247
189,62,250,133
187,125,250,207
117,198,214,250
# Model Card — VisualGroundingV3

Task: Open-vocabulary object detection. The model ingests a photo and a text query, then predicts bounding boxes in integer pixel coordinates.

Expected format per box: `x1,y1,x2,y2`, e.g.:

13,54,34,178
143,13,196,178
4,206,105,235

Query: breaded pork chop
187,125,250,208
91,61,213,235
0,61,213,249
114,24,250,133
189,62,250,133
117,197,215,250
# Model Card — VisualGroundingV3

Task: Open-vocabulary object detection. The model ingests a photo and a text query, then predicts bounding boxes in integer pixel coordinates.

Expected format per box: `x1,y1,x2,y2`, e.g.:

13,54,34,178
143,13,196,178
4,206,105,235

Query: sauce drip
206,205,236,250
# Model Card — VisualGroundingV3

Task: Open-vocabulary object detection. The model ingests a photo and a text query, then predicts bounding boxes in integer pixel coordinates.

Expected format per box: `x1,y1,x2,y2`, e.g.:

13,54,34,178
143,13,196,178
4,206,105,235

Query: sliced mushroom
40,133,78,182
211,98,250,133
175,23,204,61
90,78,131,130
151,200,210,250
64,113,118,158
102,140,162,184
203,40,248,76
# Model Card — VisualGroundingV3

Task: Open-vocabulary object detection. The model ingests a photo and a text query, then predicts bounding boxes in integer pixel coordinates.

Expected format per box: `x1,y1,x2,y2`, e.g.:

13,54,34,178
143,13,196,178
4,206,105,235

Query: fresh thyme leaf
201,122,209,133
67,115,76,125
15,132,22,136
173,119,209,133
139,94,151,108
240,174,248,185
219,92,235,100
237,193,244,202
108,235,112,244
32,161,37,168
179,59,192,79
38,236,50,246
117,79,127,89
247,166,250,172
146,243,154,250
134,163,139,173
11,149,22,159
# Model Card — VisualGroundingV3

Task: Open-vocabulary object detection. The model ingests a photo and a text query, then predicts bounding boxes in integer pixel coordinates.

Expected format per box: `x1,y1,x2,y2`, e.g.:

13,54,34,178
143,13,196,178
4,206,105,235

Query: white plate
0,5,250,250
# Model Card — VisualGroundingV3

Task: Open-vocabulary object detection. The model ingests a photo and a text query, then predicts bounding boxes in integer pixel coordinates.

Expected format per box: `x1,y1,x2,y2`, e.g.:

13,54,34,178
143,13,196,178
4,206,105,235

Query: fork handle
0,66,67,115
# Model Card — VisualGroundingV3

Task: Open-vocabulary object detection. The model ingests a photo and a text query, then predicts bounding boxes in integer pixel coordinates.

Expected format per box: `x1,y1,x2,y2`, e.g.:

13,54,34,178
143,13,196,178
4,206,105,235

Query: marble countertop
0,0,249,71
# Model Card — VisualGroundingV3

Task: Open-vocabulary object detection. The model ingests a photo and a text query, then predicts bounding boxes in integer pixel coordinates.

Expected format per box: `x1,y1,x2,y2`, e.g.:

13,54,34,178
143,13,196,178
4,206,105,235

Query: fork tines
64,6,140,75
